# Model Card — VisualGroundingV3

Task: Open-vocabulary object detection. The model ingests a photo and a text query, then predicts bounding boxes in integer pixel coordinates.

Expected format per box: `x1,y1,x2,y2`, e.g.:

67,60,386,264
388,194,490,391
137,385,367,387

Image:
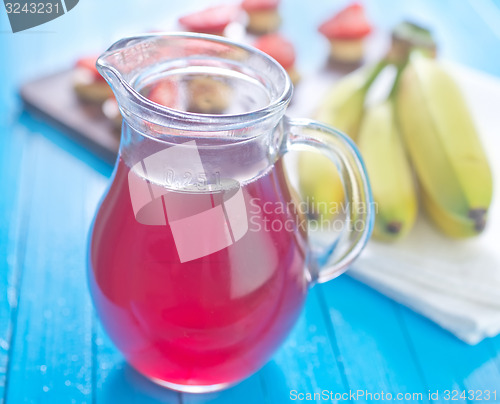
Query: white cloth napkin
348,63,500,345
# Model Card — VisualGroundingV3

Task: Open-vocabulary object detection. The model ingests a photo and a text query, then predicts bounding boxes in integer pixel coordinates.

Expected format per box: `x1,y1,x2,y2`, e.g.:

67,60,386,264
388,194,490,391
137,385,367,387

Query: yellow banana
298,62,385,220
316,62,385,141
422,190,483,238
397,52,493,237
297,154,344,220
357,100,418,241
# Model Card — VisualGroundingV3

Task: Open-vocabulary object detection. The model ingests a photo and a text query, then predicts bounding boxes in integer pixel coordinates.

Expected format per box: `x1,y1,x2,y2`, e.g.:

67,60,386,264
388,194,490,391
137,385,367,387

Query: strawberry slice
319,3,372,40
147,80,178,109
241,0,279,12
75,56,105,82
178,5,239,35
254,34,295,70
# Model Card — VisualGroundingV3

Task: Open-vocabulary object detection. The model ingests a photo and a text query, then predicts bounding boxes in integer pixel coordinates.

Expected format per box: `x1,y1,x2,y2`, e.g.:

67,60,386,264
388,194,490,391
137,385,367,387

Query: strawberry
241,0,279,12
75,56,105,82
178,5,239,35
254,34,295,70
147,80,178,109
319,3,372,40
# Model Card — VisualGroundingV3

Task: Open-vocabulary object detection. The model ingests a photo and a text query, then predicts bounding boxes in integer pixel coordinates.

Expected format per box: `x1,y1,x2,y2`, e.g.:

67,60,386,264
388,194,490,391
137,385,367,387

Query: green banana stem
388,21,437,65
389,47,431,101
388,63,406,100
363,59,390,91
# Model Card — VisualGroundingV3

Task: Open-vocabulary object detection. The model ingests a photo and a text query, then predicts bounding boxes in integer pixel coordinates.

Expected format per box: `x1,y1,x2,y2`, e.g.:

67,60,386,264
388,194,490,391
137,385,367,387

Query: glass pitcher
88,33,373,393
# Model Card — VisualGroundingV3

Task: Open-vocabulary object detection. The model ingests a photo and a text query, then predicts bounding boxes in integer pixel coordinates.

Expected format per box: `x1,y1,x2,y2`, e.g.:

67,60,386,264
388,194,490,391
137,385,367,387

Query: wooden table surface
1,0,500,403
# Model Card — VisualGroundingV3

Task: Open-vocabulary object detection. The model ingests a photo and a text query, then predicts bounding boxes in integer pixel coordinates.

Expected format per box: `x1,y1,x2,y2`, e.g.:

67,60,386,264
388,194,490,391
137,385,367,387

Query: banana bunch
397,51,493,237
299,38,493,240
298,62,385,220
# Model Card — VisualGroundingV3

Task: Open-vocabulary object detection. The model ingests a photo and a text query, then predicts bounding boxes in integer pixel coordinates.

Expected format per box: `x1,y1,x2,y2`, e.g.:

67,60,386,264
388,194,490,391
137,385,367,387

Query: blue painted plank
181,373,265,404
489,334,500,357
399,307,500,403
261,289,348,403
4,128,102,403
94,323,182,404
318,276,429,402
0,125,35,403
488,335,500,384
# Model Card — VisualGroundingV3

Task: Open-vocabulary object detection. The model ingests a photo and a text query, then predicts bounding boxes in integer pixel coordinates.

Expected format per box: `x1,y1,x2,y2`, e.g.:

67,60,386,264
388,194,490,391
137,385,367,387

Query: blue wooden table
2,1,500,403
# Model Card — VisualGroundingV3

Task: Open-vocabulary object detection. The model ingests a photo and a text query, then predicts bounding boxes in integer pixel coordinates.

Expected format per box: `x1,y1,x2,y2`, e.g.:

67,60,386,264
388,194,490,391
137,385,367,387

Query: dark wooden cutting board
20,70,120,164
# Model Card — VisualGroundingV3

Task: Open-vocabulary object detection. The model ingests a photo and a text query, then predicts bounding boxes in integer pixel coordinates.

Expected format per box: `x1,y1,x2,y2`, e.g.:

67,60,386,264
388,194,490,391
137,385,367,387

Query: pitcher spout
95,33,292,137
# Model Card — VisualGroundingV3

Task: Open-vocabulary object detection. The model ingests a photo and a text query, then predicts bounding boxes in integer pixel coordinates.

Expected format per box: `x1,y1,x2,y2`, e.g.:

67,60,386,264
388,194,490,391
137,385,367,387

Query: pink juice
89,157,308,387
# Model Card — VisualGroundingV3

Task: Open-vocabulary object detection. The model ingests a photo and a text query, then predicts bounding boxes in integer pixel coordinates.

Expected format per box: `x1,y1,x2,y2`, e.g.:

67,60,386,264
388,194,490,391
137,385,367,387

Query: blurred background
1,0,500,403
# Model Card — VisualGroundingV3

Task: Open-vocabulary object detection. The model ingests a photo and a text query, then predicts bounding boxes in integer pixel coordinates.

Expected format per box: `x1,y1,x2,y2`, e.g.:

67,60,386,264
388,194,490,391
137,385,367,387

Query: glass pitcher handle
283,117,374,284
